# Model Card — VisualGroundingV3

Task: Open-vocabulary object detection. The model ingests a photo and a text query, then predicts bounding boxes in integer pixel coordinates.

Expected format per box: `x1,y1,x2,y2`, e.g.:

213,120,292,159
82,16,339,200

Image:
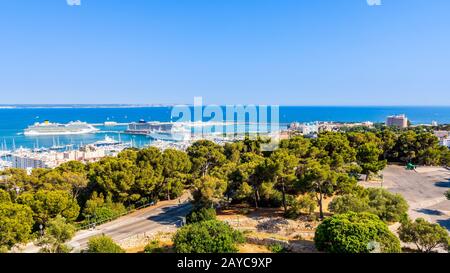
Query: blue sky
0,0,449,105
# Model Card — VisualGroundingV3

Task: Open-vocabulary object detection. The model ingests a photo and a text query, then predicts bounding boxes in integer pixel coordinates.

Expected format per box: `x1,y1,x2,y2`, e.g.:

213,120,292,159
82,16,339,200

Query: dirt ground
217,205,323,253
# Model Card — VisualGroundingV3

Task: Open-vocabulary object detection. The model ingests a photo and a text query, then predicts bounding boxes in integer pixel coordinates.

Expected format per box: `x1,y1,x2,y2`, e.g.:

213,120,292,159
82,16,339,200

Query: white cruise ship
125,120,191,141
24,120,99,136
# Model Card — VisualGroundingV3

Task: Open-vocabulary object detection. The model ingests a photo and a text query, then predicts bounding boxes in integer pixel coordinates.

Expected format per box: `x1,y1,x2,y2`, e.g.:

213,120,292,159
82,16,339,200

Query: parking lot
361,165,450,231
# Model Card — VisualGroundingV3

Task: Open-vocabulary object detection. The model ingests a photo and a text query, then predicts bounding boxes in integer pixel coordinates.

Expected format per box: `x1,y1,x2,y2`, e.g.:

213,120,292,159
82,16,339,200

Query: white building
10,144,118,170
441,138,450,148
434,131,450,148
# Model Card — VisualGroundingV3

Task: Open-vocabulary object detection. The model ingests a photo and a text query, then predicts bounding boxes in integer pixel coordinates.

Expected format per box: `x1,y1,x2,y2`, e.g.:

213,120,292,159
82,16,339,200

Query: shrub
144,240,164,253
90,204,127,223
366,188,408,223
328,188,408,223
268,243,288,253
186,207,217,224
285,194,317,219
297,194,317,215
173,220,245,253
38,215,76,253
329,194,369,214
398,218,450,253
0,202,34,250
314,212,401,253
86,235,125,253
83,193,127,224
258,182,283,208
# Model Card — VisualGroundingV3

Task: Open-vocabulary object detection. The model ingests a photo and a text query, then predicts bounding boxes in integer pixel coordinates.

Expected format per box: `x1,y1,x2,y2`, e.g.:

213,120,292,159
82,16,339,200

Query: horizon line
1,104,450,108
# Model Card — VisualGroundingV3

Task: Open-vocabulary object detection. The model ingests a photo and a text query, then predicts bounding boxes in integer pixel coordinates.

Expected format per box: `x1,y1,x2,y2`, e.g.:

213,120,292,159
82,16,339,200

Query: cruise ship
125,120,191,141
24,120,99,136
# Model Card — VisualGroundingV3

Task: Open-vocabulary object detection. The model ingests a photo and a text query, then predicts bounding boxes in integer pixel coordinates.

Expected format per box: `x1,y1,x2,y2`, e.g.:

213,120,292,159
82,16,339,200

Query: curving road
19,195,192,253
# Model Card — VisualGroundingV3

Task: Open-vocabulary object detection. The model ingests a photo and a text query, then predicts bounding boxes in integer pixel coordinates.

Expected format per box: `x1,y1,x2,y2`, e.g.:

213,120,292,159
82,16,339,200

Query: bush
90,204,127,223
173,220,245,253
268,243,289,253
0,202,34,250
38,215,76,253
366,188,408,223
86,235,125,253
144,240,164,253
258,182,283,208
328,188,408,223
398,218,450,253
186,207,217,224
285,194,317,219
83,193,127,224
329,194,369,214
314,212,401,253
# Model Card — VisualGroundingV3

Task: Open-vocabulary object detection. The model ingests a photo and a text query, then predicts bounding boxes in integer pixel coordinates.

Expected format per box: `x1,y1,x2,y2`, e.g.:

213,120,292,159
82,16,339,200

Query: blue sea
0,106,449,150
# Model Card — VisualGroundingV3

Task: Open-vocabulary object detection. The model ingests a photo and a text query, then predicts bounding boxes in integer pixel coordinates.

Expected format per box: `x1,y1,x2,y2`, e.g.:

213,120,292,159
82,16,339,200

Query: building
125,120,175,135
386,114,408,128
442,138,450,148
11,149,56,169
433,131,450,148
9,141,129,170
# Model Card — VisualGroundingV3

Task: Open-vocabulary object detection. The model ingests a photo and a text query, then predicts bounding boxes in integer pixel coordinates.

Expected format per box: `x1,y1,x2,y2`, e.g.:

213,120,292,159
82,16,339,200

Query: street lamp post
39,224,44,237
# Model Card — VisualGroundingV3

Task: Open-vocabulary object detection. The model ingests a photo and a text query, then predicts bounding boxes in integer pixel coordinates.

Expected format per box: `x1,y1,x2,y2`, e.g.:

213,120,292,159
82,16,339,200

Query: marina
0,106,449,166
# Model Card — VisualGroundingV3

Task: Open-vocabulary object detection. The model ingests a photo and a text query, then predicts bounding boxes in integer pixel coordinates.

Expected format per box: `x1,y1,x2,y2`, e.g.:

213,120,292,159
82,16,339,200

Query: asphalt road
18,196,193,253
68,200,193,251
361,165,450,231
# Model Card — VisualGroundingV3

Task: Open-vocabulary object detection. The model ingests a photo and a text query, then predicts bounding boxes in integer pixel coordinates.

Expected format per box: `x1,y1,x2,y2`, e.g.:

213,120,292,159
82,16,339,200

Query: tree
314,212,401,253
0,189,11,203
0,168,37,194
328,188,408,223
192,176,227,207
286,193,317,218
329,194,370,214
224,142,245,163
227,153,265,208
86,235,124,253
186,207,217,224
88,157,138,204
82,192,127,223
366,188,408,223
279,136,311,158
356,143,387,180
269,149,299,213
446,189,450,200
160,149,191,200
297,160,337,219
40,170,88,199
312,132,356,171
173,220,245,253
398,218,450,253
56,160,87,174
377,129,398,160
0,203,34,250
17,190,80,226
38,215,76,253
441,147,450,167
187,140,226,177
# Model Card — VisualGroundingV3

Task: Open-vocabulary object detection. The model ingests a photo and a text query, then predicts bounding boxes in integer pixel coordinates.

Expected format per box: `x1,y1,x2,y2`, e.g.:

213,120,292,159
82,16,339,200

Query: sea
0,106,449,150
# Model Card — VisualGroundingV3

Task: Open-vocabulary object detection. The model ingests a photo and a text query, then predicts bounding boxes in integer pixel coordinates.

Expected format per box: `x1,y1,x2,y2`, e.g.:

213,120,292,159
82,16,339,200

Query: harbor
0,107,449,171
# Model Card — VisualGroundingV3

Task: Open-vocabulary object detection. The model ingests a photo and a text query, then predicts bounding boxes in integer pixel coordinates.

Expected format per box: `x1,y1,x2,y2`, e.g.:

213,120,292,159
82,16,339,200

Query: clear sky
1,0,449,105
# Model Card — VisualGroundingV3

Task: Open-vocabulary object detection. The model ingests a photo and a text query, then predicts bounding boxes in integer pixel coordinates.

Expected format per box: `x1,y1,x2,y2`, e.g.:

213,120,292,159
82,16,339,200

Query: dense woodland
1,127,449,252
